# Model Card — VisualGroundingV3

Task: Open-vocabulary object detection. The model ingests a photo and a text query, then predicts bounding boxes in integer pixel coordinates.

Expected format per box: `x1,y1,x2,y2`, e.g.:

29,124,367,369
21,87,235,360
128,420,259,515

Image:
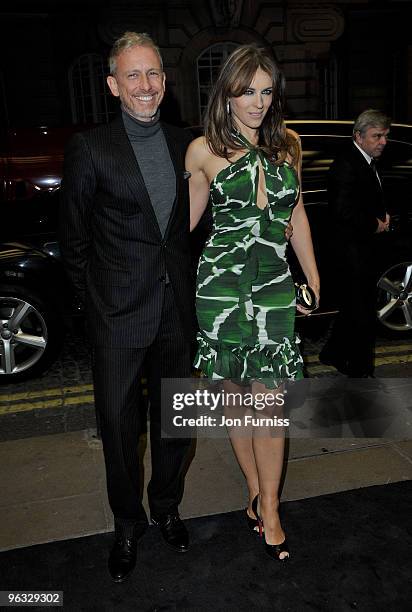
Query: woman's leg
223,379,259,518
251,381,289,558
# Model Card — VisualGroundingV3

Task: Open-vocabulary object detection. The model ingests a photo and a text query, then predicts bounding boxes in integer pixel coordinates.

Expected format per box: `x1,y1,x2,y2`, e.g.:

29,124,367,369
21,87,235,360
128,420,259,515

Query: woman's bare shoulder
187,135,210,157
186,136,218,176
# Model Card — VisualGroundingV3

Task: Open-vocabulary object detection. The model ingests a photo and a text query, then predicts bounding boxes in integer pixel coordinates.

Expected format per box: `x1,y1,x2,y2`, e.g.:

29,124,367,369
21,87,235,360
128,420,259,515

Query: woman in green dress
185,45,319,561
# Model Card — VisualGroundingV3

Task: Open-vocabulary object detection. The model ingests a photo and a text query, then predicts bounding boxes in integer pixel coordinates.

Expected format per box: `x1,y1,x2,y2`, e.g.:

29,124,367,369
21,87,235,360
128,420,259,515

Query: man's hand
285,221,293,241
376,212,390,233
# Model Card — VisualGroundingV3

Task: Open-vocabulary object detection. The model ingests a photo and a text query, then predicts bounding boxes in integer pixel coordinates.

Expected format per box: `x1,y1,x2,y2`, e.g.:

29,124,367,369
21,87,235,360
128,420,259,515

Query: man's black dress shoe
151,512,189,553
108,534,137,583
108,523,146,583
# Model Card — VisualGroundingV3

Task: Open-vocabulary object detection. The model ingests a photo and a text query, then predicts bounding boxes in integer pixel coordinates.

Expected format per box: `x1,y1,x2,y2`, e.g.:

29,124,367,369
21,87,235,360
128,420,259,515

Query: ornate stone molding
289,5,344,42
209,0,243,28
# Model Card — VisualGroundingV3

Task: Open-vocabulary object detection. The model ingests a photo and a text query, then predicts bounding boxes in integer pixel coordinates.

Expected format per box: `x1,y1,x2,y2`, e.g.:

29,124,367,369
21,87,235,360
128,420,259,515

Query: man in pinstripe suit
59,32,195,582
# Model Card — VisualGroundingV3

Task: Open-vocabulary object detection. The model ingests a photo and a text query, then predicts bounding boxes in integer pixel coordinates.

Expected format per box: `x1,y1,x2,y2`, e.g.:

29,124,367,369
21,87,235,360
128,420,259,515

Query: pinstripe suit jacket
59,114,195,348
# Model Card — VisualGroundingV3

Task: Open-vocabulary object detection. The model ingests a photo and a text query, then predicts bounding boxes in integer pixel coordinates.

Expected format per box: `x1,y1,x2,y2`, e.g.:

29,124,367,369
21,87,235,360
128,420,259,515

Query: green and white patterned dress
194,132,303,386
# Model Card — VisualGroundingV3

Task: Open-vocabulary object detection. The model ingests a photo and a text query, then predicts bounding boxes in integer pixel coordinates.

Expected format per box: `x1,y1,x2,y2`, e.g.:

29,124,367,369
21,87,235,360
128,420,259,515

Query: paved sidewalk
1,351,411,552
1,429,411,551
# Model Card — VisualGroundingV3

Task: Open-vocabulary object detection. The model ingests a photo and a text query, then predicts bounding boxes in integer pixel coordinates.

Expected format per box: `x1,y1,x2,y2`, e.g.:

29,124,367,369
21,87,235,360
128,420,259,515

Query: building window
197,43,237,122
68,54,116,124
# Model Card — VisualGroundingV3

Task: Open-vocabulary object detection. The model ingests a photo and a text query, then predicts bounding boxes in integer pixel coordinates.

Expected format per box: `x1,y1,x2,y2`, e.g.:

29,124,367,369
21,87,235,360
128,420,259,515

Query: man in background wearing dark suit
59,32,194,582
319,109,391,377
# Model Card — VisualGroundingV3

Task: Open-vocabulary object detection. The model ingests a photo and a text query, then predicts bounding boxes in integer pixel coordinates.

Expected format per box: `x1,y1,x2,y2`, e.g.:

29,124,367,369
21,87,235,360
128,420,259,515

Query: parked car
1,121,412,381
286,120,412,334
1,127,83,382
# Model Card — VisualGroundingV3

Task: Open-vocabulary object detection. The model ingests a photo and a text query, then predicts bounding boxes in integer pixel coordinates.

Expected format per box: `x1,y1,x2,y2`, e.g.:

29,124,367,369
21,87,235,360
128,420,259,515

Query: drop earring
226,100,230,114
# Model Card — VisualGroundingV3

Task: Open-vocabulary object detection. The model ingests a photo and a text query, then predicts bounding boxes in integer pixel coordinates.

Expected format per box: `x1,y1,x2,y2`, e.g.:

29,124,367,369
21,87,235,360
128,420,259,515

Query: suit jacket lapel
351,143,385,217
161,122,181,237
109,115,162,238
352,144,380,184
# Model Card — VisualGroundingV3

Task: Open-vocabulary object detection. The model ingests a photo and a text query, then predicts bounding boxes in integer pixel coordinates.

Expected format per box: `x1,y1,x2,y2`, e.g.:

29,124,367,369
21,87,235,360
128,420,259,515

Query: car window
380,140,412,175
380,141,412,220
300,135,351,191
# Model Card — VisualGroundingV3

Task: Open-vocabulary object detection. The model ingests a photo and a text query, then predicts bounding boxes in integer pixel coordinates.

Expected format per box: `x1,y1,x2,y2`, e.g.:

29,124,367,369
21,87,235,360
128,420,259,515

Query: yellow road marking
0,394,95,415
373,353,412,366
307,352,412,374
304,344,412,363
375,344,412,355
0,383,94,404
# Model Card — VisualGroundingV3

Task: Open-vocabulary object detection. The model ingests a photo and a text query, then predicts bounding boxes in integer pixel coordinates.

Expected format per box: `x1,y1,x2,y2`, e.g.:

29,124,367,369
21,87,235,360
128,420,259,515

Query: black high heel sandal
246,495,260,533
251,496,289,561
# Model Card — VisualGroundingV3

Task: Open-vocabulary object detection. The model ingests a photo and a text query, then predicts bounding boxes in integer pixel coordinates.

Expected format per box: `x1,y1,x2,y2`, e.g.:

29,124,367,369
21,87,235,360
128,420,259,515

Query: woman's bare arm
185,137,211,232
288,130,320,309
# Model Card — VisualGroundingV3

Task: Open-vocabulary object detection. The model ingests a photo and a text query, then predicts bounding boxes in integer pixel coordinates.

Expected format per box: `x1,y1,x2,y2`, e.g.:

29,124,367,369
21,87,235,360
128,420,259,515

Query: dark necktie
370,158,382,188
370,158,386,220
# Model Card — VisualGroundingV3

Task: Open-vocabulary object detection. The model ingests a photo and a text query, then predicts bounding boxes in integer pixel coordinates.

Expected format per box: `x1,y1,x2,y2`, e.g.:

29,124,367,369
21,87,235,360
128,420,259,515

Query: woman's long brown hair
204,44,299,166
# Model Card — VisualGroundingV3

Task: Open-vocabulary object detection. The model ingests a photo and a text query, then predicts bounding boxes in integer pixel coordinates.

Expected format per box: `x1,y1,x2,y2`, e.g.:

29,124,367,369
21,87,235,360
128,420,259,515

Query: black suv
1,121,412,381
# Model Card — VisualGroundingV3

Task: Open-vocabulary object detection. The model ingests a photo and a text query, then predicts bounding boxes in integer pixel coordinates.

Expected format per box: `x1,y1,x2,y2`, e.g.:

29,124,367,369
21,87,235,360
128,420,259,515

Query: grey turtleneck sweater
122,109,176,237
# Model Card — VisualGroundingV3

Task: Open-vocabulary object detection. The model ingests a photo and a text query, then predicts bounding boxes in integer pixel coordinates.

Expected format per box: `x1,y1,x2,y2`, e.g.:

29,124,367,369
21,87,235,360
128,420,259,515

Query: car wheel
0,287,63,382
376,262,412,332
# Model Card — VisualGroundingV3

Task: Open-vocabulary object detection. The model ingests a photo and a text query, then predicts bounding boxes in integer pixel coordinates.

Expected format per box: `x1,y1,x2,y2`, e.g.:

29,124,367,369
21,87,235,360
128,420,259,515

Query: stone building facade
1,0,411,128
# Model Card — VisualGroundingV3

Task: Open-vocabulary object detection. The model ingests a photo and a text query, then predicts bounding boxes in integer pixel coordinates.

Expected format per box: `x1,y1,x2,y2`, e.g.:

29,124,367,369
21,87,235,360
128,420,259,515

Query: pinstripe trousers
92,285,192,529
